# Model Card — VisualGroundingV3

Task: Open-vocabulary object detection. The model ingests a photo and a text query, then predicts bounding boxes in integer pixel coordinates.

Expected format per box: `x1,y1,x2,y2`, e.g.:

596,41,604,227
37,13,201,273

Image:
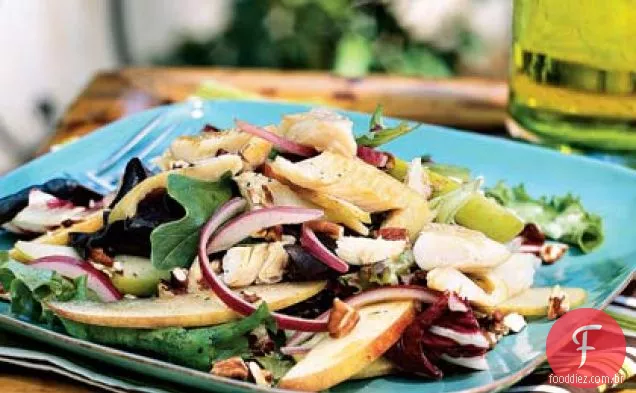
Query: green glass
509,0,636,152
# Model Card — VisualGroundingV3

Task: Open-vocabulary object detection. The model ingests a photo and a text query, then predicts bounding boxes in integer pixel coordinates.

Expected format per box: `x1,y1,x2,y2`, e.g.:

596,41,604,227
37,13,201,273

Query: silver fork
64,99,208,195
63,115,184,195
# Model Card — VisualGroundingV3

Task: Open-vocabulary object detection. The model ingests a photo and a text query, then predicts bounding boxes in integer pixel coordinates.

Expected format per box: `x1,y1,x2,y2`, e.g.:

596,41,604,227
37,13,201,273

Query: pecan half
376,227,408,241
306,220,344,239
327,298,360,338
211,357,249,380
540,243,569,265
240,290,261,303
89,248,114,267
547,286,570,320
252,225,283,241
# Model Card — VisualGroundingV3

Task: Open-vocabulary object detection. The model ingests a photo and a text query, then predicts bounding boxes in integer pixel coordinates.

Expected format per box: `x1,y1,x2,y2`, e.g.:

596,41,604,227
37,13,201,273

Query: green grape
110,255,171,297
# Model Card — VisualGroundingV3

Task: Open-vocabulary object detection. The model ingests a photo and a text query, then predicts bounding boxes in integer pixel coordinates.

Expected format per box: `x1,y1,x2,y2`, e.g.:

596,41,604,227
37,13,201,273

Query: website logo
546,308,626,388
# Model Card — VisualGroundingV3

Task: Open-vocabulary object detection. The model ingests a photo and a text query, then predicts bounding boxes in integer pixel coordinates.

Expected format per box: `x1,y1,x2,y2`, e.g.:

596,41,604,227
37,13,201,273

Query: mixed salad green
0,106,603,390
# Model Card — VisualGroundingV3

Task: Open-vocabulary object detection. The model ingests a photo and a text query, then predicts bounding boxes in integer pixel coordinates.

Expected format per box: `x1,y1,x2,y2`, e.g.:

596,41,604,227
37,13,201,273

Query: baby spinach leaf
356,105,421,148
150,174,233,270
61,303,275,371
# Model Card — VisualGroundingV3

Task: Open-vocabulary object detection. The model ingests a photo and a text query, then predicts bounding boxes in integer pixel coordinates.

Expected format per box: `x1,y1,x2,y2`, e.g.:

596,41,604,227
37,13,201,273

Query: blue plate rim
1,99,635,392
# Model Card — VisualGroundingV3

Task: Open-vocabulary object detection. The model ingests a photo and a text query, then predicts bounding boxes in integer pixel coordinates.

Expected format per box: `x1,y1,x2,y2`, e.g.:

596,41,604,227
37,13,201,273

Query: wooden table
38,67,509,154
4,67,632,393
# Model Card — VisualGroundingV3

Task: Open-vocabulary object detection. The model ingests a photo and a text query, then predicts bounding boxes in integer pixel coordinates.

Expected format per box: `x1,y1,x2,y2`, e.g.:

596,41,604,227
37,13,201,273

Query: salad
0,107,603,391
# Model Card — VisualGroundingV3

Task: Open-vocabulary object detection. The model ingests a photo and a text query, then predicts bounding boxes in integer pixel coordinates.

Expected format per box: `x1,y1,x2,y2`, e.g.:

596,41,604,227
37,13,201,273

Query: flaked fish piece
413,223,511,273
234,172,369,235
427,253,538,307
280,109,357,157
269,152,429,214
157,128,274,170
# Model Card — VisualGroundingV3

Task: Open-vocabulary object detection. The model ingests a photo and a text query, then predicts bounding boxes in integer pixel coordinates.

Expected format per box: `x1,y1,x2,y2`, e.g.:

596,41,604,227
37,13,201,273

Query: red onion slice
357,146,390,168
286,285,440,345
300,225,349,273
207,206,323,253
199,199,329,332
235,119,317,157
31,256,122,302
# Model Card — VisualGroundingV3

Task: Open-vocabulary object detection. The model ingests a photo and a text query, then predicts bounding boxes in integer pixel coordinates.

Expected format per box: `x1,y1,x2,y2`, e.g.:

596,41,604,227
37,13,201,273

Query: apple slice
33,211,104,246
48,281,326,328
484,287,587,316
10,241,80,263
278,301,415,391
350,357,396,380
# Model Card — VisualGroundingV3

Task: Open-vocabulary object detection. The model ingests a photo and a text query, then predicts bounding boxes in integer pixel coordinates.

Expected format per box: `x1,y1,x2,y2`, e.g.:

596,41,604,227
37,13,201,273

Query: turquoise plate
0,100,634,393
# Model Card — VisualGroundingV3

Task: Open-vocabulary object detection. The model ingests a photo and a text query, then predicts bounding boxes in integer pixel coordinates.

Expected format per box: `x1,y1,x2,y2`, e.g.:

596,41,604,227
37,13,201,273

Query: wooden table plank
1,366,95,393
41,67,507,154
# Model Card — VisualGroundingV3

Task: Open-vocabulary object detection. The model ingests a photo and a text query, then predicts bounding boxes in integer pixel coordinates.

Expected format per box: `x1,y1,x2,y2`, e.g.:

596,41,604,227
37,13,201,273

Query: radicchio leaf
385,293,488,379
0,179,102,225
71,189,184,258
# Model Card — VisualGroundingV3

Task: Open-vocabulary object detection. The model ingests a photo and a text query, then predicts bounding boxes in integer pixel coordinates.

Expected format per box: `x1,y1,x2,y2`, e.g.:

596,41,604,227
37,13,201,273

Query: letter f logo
572,324,602,368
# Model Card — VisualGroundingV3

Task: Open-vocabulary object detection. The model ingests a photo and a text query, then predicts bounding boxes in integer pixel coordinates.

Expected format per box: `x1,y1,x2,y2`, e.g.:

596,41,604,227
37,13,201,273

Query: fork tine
94,112,165,176
63,171,113,196
136,123,179,161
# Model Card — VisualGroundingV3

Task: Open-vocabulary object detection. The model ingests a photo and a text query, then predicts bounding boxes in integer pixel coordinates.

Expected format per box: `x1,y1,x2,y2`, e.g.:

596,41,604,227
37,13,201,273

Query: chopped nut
170,160,193,170
260,185,275,206
488,309,509,336
483,331,500,348
248,361,272,387
89,248,114,267
376,227,408,241
306,220,344,239
157,282,176,299
252,225,283,241
540,243,569,265
240,290,261,303
547,285,570,320
327,298,360,338
211,357,249,380
210,259,222,274
503,312,527,333
187,259,209,293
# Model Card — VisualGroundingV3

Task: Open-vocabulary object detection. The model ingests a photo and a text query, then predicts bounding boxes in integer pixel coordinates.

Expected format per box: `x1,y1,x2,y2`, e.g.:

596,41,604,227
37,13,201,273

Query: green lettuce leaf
360,250,415,286
486,182,603,252
61,303,276,371
0,260,92,322
430,178,482,224
255,353,295,382
356,105,421,148
151,174,233,270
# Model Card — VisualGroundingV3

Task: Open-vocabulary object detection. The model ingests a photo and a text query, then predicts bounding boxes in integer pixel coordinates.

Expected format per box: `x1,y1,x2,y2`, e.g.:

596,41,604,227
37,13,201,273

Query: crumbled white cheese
502,312,527,333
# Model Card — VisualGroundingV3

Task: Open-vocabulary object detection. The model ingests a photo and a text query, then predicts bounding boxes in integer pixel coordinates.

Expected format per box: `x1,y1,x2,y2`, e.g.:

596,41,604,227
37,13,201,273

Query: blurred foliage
155,0,455,77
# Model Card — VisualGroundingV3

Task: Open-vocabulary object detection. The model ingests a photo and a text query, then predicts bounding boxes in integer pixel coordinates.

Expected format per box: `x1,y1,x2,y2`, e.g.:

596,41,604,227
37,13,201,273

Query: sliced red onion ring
207,206,323,253
357,146,390,168
31,256,122,302
286,285,440,346
199,199,329,332
235,119,317,157
300,225,349,273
